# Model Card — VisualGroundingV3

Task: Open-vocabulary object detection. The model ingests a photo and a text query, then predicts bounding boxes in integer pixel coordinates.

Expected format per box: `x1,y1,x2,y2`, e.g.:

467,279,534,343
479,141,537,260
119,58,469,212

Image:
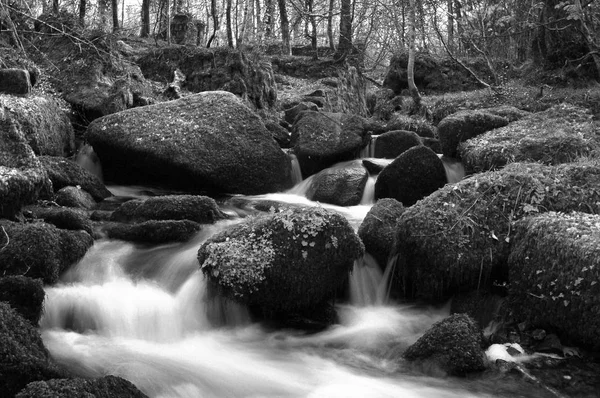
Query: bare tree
407,0,421,108
277,0,291,54
336,0,352,59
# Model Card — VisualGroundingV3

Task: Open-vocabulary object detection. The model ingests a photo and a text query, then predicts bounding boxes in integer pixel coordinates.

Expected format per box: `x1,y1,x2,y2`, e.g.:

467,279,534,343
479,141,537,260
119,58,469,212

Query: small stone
532,329,547,341
506,346,523,357
517,321,528,332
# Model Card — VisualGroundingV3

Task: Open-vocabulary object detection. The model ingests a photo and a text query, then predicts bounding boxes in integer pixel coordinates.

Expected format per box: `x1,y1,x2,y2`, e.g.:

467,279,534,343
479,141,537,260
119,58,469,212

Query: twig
0,226,9,252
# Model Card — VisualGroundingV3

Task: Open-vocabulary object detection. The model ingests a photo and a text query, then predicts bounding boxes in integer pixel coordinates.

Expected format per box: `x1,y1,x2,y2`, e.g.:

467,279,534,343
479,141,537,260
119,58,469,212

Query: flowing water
40,152,548,398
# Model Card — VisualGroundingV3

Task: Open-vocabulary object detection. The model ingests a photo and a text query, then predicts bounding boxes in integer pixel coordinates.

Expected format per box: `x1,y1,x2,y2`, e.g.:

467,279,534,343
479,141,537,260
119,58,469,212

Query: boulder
27,205,93,235
38,156,112,201
0,302,65,397
365,114,436,138
86,91,292,194
0,94,75,156
508,212,600,351
394,161,600,301
284,102,319,125
0,111,52,219
374,130,422,159
198,207,364,312
482,105,531,122
459,104,597,173
358,198,405,268
0,69,31,95
55,186,96,209
403,314,486,376
16,376,148,398
362,158,393,174
292,111,369,176
307,161,369,206
110,195,225,224
104,220,201,243
437,110,509,158
375,146,446,206
0,221,93,284
0,276,45,325
264,121,291,148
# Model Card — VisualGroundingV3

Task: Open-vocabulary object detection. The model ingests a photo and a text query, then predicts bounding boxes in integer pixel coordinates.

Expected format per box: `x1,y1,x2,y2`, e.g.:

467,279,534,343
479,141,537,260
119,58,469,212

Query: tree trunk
256,0,262,41
264,0,274,37
447,0,453,51
207,0,218,47
327,0,335,50
52,0,59,14
112,0,119,32
277,0,291,55
141,0,150,36
336,0,352,59
79,0,86,26
99,0,108,31
166,0,171,44
407,0,421,108
226,0,234,47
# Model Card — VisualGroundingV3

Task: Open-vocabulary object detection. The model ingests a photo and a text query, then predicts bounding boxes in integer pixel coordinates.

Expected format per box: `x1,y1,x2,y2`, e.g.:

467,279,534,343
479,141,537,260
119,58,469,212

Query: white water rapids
39,158,528,398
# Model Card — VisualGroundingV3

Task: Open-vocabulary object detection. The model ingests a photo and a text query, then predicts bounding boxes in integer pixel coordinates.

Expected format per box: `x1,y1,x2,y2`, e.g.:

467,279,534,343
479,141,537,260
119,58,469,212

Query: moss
15,375,148,398
29,206,93,235
394,160,600,301
199,206,363,311
0,302,65,396
358,198,405,268
110,195,225,224
374,130,422,159
403,313,485,376
105,220,201,243
0,276,45,325
459,104,598,173
55,186,96,209
508,212,600,351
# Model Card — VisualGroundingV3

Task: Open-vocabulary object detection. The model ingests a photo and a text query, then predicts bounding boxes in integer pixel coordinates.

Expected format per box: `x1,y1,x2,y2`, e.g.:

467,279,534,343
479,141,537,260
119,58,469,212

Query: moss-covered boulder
0,110,52,219
0,276,45,325
358,198,405,268
38,156,112,201
27,206,93,235
306,161,369,206
375,146,447,206
481,105,531,122
0,69,31,95
508,212,600,351
104,220,201,243
0,95,75,157
0,302,65,397
403,314,486,376
365,114,436,138
198,207,363,312
55,186,96,209
373,130,422,159
437,110,509,158
394,161,600,300
292,111,369,176
0,221,93,284
16,376,148,398
362,158,393,174
110,195,225,224
86,91,292,194
459,104,598,173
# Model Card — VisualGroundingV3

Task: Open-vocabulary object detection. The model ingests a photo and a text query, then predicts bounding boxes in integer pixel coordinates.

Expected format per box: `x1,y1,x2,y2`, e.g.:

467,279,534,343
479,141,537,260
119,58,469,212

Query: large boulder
0,302,65,397
292,111,369,176
104,220,201,243
0,276,45,325
508,212,600,351
373,130,422,159
16,376,148,398
459,104,598,173
110,195,225,224
374,146,446,206
437,110,509,158
403,314,486,376
198,207,364,312
27,205,93,235
0,95,75,156
394,161,600,301
38,156,112,201
86,91,292,194
358,198,405,269
0,111,52,219
307,161,369,206
0,221,93,284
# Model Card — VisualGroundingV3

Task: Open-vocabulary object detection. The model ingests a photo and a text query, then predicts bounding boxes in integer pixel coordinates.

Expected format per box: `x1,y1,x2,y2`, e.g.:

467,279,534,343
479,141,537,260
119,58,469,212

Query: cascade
289,153,303,186
439,155,466,184
360,176,376,205
359,135,379,158
76,144,104,181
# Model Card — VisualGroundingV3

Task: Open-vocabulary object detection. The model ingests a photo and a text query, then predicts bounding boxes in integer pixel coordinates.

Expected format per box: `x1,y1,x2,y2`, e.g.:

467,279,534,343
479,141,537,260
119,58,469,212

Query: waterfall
76,144,104,181
439,155,466,184
359,135,378,159
349,253,385,306
360,176,376,205
289,153,303,186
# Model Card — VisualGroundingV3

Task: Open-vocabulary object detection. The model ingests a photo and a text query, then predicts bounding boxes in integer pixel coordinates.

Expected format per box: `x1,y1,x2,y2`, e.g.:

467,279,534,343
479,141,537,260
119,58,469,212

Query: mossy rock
403,314,486,376
365,115,436,138
307,161,369,206
0,302,65,397
0,221,93,284
459,104,598,173
104,220,201,243
375,146,446,206
15,375,148,398
0,95,75,157
110,195,225,224
481,105,531,122
38,156,112,201
508,212,600,351
198,207,364,312
292,111,369,176
27,205,93,235
86,91,292,194
55,186,96,209
394,161,600,301
437,110,509,158
358,198,405,268
0,276,45,325
374,130,422,159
